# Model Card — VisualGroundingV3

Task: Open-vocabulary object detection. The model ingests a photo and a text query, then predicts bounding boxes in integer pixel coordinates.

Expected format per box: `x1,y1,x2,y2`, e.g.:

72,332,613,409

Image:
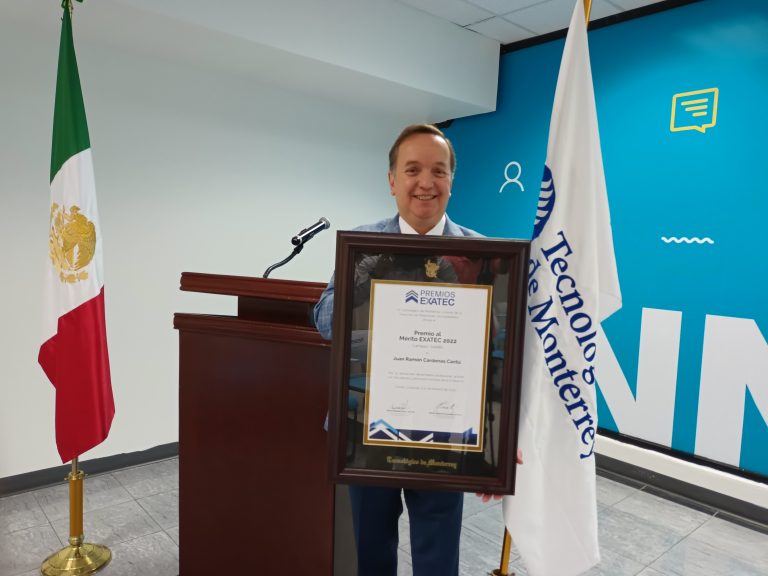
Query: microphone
291,217,330,246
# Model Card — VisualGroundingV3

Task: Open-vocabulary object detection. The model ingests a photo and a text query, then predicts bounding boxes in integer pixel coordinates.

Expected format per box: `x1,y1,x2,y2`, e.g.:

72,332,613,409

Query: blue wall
445,0,768,478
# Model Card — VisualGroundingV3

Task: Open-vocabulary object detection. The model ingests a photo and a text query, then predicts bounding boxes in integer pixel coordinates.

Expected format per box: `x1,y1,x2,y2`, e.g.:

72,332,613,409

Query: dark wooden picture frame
328,232,530,494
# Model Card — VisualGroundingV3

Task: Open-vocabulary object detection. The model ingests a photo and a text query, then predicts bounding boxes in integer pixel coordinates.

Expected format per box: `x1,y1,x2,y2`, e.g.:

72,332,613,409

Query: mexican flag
39,5,114,463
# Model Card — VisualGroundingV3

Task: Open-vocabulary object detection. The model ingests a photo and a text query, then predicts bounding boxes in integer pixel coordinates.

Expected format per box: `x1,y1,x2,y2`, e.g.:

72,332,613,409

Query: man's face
388,133,452,234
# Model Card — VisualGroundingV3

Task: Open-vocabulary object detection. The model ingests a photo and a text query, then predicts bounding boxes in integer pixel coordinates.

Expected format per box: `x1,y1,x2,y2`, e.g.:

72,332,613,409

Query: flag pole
41,2,114,572
491,529,513,576
41,457,112,575
494,2,593,575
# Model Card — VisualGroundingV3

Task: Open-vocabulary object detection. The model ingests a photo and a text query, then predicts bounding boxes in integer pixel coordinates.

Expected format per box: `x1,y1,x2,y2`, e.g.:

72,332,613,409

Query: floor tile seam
114,528,173,546
602,498,707,537
0,517,53,538
110,500,167,539
637,484,719,517
461,508,495,521
110,470,179,500
159,521,179,531
610,499,713,540
134,488,179,509
600,547,656,575
47,513,67,549
111,473,170,501
641,530,695,570
94,517,167,549
46,501,164,549
134,495,177,530
160,526,179,543
77,492,145,524
35,492,137,525
636,563,675,576
606,490,639,508
0,515,65,548
648,534,767,574
111,467,178,497
0,523,64,576
684,518,768,566
460,522,506,545
110,468,138,497
597,520,689,567
103,528,179,553
31,473,134,517
474,501,503,513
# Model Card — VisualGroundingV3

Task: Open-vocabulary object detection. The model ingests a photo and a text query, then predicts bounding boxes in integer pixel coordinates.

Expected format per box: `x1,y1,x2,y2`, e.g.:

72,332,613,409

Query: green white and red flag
39,5,114,463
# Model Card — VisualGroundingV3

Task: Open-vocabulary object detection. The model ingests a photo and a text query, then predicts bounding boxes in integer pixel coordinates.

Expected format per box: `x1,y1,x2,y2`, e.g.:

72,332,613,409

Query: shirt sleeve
313,272,335,340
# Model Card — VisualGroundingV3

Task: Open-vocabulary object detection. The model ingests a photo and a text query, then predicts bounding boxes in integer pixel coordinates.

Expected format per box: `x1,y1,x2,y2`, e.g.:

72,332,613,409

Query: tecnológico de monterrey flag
503,1,622,575
39,6,114,463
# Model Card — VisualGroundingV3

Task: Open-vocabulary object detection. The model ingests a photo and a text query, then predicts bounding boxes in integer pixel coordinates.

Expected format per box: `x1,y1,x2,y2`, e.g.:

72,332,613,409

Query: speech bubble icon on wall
670,88,719,133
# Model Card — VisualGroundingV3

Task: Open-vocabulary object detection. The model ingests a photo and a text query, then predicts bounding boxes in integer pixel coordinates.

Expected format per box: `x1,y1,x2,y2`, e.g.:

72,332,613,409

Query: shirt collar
398,214,446,236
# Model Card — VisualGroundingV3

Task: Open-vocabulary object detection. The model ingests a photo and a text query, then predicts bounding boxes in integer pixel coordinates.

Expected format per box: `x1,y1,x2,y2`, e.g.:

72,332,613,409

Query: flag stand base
41,457,111,576
41,542,111,576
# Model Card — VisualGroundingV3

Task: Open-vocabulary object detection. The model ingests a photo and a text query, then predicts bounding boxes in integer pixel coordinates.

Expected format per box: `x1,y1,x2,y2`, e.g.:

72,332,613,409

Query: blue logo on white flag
532,165,556,240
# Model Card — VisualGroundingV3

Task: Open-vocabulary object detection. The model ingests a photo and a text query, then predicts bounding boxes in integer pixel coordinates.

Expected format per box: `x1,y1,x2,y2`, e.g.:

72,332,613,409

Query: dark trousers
349,485,463,576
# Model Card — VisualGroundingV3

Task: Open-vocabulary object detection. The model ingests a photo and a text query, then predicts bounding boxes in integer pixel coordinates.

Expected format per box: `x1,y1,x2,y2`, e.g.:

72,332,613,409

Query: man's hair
388,124,456,174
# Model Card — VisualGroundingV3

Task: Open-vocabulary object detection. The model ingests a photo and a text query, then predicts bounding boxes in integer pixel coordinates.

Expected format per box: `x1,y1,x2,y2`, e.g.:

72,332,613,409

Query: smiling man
314,124,482,576
387,125,456,235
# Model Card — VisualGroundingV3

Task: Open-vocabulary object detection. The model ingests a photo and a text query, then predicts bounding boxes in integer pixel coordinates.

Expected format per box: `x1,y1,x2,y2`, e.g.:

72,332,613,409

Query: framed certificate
328,232,530,494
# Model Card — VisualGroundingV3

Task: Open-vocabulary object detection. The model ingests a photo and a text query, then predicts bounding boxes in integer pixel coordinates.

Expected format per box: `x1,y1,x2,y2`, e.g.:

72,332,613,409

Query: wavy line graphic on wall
661,236,714,244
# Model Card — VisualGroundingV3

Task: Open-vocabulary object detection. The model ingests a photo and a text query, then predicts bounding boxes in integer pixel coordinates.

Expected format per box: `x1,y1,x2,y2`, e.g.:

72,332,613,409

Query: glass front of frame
330,234,529,492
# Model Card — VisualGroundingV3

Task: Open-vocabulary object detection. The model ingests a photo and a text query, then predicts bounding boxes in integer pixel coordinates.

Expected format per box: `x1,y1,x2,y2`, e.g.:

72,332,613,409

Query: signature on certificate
388,400,410,412
432,401,459,416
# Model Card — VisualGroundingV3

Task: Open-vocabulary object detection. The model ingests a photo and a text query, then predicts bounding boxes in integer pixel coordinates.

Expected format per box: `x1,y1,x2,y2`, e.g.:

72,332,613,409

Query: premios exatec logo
404,288,456,306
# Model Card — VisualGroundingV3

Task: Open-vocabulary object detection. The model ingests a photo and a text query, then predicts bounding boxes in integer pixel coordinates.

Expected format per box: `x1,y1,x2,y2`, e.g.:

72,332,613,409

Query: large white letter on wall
598,308,682,447
695,315,768,466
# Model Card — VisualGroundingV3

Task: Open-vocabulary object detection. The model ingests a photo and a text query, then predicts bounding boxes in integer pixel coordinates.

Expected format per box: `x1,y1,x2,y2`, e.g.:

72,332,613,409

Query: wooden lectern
174,272,337,575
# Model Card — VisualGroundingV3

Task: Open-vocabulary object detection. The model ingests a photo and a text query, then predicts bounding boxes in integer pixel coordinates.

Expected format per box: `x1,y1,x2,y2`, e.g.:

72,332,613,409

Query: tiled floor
0,459,179,576
0,457,766,576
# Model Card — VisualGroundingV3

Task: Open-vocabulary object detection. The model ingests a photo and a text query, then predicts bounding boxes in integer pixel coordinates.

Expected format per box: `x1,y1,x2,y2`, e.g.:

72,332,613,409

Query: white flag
503,2,622,575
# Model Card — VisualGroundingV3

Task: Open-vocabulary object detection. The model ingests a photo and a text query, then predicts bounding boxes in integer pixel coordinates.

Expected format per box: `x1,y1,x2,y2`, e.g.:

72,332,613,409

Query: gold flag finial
61,0,83,14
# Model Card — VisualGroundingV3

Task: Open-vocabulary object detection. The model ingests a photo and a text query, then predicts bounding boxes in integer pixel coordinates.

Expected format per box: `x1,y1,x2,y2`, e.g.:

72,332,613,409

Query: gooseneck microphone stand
263,244,304,278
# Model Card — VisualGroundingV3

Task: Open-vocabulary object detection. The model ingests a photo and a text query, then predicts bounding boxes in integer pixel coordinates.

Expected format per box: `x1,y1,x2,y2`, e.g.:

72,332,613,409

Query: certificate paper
364,280,492,451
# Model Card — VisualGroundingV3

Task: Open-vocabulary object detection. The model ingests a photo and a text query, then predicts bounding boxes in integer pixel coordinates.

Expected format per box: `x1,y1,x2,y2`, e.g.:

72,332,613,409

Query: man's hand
476,492,503,503
475,448,523,503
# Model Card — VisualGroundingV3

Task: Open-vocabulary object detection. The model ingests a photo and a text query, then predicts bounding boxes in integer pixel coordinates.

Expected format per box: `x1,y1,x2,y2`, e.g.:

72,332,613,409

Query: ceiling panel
468,0,552,16
609,0,661,9
398,0,669,44
588,0,625,19
503,0,621,35
467,15,535,43
397,0,493,26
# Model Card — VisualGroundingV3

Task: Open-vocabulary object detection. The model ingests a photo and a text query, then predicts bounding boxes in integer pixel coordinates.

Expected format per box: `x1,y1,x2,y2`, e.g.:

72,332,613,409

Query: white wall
0,6,435,478
119,0,501,114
